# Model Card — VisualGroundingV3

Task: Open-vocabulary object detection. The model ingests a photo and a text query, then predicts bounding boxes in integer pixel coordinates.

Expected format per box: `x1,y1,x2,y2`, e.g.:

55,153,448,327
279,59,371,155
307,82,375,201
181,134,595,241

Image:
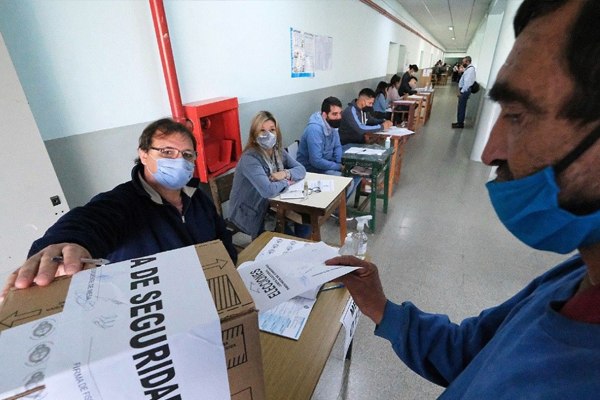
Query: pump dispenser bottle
354,215,372,259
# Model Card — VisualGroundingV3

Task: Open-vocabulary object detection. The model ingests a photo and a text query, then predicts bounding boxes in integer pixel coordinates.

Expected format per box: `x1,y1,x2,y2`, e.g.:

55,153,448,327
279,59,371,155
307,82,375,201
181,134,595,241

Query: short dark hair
409,76,418,82
358,88,376,99
409,64,419,72
321,96,343,113
135,118,197,164
515,0,600,125
463,56,472,64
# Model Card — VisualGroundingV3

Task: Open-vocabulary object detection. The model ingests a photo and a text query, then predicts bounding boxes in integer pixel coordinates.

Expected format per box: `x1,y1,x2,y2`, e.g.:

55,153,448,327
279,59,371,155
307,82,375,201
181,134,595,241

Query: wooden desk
406,95,427,126
392,99,421,131
366,128,414,197
237,232,351,400
269,172,352,245
341,144,393,232
418,90,435,121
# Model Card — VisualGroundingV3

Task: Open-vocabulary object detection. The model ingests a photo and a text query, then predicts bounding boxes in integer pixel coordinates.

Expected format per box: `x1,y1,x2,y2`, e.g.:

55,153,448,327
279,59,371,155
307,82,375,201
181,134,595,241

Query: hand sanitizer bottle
354,215,372,259
339,233,355,256
303,180,309,200
385,136,391,149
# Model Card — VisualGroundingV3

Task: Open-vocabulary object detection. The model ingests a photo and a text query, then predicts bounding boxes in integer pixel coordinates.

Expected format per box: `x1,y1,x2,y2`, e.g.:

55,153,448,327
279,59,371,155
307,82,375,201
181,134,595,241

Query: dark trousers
457,89,471,124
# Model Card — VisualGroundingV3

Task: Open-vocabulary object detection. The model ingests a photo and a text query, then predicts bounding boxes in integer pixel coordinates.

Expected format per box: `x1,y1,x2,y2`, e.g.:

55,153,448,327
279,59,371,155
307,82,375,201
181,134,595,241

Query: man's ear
138,148,148,166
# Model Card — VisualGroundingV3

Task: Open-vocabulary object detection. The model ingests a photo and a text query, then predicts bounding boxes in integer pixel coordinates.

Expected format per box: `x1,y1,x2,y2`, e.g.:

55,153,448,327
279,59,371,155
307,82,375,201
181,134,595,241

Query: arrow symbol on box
203,259,229,270
0,309,42,328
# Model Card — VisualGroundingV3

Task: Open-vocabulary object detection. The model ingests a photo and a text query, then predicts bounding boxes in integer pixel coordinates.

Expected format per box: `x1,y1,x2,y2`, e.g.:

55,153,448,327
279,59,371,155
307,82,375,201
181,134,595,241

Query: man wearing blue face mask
297,96,362,201
324,0,600,398
2,119,237,300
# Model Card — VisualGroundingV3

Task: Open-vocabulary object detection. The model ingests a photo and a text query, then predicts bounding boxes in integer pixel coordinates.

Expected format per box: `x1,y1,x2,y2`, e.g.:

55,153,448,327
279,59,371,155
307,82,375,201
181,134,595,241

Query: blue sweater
297,111,342,173
229,148,305,238
373,93,387,113
376,255,600,399
29,164,237,264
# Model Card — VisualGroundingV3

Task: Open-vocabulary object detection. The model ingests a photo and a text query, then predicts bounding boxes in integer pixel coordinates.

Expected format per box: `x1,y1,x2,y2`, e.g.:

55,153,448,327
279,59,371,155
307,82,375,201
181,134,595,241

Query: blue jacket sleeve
239,153,289,198
333,131,342,164
374,274,549,387
305,128,341,172
282,150,307,180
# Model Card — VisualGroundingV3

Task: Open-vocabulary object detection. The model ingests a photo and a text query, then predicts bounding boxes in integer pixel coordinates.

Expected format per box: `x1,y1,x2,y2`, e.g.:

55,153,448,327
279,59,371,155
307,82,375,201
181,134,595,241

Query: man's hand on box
1,243,91,302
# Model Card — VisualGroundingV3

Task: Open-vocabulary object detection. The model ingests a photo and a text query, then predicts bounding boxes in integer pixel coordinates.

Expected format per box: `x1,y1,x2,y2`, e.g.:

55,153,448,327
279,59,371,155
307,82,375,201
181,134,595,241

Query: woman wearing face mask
229,111,311,239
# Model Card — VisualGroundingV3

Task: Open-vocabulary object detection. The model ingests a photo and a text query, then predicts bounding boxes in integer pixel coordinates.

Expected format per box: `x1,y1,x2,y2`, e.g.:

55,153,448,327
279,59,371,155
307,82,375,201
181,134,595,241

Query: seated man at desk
2,118,237,300
339,88,393,148
297,96,362,201
399,75,418,97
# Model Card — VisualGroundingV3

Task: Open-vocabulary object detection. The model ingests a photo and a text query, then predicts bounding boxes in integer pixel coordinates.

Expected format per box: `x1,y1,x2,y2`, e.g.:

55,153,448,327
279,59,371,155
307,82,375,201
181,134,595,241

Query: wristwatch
285,169,291,180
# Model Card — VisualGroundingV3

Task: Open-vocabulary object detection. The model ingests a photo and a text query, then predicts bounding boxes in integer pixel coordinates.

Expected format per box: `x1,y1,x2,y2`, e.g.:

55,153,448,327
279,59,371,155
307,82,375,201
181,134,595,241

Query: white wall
0,0,445,142
0,31,69,274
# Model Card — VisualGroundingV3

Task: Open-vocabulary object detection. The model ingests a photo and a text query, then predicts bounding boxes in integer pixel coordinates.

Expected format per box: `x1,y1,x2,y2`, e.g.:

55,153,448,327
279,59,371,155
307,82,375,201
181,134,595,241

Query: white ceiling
394,0,494,52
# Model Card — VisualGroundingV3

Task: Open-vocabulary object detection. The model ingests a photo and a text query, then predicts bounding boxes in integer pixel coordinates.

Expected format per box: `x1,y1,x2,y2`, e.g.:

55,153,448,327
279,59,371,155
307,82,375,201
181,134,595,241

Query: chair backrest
286,140,299,160
208,171,235,217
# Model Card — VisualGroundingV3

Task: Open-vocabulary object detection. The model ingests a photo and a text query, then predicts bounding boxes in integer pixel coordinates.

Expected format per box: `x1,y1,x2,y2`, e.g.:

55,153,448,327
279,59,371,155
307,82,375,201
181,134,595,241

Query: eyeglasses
150,147,198,161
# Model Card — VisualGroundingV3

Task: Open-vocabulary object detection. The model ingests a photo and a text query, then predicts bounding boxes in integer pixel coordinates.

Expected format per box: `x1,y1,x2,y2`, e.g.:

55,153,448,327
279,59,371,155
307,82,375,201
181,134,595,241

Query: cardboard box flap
194,240,255,320
0,276,69,334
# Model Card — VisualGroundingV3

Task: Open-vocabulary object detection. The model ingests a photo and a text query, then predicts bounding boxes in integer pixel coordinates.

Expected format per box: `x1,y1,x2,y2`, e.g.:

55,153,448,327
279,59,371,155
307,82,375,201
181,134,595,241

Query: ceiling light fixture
449,26,454,30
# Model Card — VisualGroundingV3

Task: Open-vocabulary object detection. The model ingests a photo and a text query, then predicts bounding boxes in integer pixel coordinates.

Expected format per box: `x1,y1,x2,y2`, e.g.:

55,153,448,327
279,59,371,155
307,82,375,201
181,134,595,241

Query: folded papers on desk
344,147,385,155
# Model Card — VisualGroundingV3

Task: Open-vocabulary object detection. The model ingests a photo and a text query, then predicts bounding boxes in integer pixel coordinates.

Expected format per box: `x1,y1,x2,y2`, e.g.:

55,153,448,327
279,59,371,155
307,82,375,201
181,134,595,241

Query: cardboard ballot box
0,240,265,400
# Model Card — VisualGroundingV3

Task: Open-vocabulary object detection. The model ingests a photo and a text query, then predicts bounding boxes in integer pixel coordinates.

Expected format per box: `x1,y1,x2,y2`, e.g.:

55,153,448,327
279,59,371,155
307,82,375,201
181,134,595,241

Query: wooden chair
208,171,247,250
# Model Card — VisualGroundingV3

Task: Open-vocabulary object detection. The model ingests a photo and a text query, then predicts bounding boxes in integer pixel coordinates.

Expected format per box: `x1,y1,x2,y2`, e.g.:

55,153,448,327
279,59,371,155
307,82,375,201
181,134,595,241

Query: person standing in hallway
452,56,476,129
327,0,600,398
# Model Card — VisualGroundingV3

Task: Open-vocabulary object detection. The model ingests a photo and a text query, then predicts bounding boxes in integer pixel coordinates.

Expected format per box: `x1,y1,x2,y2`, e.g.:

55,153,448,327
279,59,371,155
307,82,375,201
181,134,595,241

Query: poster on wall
290,28,315,78
315,34,333,71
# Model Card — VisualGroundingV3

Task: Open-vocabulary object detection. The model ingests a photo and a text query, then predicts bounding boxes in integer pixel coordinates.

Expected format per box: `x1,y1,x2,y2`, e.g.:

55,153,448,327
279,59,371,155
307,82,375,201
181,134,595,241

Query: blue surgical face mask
486,125,600,254
149,156,194,190
257,131,277,149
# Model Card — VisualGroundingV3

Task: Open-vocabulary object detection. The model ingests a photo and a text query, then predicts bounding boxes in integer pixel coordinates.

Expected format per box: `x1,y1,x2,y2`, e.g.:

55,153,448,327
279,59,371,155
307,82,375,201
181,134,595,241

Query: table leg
387,138,400,198
309,212,321,242
394,137,407,184
383,164,390,214
339,195,347,245
275,206,286,233
369,170,378,232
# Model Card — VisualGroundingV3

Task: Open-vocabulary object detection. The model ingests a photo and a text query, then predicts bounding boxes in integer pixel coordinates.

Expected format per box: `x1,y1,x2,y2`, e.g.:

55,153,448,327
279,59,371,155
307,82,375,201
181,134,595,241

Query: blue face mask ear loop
553,124,600,177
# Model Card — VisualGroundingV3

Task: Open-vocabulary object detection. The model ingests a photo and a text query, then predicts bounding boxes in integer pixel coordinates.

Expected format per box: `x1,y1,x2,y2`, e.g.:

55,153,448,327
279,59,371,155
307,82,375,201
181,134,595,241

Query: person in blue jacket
297,96,361,201
3,118,237,300
327,0,600,398
229,110,311,239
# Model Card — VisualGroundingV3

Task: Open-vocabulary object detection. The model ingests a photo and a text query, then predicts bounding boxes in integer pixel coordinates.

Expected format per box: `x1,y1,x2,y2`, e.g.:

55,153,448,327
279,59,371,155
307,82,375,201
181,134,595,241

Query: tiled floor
310,84,566,400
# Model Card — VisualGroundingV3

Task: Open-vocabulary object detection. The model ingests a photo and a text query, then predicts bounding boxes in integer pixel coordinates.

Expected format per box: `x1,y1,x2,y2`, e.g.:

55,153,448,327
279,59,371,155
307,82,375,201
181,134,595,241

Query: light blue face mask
486,125,600,254
150,157,195,190
257,131,277,149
